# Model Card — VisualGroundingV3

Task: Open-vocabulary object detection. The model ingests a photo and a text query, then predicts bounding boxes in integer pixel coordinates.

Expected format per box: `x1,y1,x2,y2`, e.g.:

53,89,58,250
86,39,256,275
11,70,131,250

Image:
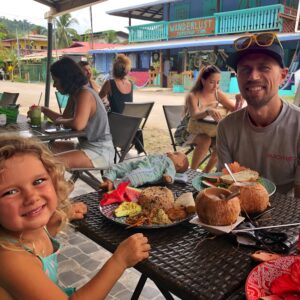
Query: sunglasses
234,32,283,51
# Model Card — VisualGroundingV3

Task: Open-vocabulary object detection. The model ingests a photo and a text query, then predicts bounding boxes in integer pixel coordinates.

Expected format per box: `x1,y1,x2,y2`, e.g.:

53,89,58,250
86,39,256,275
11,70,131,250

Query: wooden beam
43,0,107,18
160,49,163,88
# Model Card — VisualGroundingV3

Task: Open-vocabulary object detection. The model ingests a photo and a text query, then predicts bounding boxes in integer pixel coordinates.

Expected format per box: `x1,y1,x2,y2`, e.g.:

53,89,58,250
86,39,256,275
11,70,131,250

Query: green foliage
31,25,47,35
54,14,79,49
13,75,26,83
102,30,119,44
0,17,46,39
0,23,8,40
0,43,9,63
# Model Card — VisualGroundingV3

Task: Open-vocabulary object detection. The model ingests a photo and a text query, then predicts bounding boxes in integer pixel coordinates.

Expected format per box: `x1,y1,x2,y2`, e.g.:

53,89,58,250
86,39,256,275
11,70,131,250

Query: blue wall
166,0,284,20
94,53,114,74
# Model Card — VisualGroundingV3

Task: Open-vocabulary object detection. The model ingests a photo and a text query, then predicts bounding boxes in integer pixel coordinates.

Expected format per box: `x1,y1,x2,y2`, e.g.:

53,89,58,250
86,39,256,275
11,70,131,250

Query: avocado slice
114,202,142,217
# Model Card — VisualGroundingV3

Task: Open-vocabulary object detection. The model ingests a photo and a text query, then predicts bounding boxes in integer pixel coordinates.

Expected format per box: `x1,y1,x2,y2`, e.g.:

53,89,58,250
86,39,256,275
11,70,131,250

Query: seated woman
99,53,133,113
99,53,144,154
41,57,115,169
185,65,243,172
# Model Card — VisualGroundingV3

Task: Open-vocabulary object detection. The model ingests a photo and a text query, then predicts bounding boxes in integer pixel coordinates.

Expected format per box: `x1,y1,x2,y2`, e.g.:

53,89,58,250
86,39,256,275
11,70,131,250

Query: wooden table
72,169,300,300
0,121,85,142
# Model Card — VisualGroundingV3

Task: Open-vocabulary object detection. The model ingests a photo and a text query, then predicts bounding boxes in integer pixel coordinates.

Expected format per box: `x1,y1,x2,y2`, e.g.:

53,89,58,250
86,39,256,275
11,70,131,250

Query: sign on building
168,17,215,38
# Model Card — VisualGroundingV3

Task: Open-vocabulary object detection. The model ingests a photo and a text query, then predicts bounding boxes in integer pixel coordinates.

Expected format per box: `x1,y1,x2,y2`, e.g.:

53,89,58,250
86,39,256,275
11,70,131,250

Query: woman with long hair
41,57,114,169
185,65,243,171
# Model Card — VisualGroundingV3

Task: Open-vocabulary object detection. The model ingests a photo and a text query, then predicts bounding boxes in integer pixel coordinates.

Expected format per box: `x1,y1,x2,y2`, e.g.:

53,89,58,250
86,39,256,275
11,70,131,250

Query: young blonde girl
0,135,150,300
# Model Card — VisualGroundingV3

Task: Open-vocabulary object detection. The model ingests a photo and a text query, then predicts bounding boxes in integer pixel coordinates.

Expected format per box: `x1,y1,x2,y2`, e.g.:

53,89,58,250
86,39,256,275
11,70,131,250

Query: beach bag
174,114,190,145
187,106,228,138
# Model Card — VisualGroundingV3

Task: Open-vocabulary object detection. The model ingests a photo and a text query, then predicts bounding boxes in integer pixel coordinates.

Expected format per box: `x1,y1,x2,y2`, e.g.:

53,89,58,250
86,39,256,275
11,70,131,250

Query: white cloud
0,0,152,34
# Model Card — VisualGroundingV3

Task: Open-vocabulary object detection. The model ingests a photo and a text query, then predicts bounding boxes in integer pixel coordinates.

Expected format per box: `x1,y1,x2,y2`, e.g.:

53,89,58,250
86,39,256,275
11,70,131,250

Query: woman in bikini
185,65,243,171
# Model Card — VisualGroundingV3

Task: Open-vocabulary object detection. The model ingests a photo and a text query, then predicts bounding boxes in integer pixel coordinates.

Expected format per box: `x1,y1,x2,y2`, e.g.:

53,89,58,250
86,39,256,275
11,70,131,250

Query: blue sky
0,0,150,33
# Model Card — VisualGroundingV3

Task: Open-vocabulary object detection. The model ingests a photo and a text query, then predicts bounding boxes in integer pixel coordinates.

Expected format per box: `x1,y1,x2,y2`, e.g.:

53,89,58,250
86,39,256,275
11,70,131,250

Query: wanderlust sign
168,17,215,38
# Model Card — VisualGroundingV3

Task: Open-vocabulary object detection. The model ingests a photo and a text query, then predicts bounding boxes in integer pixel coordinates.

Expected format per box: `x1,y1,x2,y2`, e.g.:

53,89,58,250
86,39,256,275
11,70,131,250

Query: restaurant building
90,0,300,93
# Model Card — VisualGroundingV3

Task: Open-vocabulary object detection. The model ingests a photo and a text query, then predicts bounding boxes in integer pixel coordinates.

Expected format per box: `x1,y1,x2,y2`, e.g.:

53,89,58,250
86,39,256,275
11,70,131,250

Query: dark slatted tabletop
73,169,300,300
0,121,85,141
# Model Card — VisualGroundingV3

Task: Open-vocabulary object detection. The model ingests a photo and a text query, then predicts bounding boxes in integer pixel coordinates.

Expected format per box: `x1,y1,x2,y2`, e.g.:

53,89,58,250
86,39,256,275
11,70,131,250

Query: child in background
0,135,150,300
100,151,189,191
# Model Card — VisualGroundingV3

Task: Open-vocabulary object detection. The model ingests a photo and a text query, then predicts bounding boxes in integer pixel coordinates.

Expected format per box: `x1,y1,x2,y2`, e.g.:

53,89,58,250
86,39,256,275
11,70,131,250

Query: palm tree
54,14,79,49
102,30,119,44
0,23,8,40
32,25,47,36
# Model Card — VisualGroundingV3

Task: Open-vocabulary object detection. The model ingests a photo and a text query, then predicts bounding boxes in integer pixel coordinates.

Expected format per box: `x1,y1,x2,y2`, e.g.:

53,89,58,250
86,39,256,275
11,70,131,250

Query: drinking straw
37,92,43,106
224,163,238,183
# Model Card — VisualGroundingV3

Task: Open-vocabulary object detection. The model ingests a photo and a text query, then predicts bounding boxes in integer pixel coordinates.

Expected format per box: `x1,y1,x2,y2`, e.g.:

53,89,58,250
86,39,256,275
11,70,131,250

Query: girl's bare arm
73,233,150,300
0,251,69,300
217,90,236,111
187,93,208,120
54,89,95,131
0,233,149,300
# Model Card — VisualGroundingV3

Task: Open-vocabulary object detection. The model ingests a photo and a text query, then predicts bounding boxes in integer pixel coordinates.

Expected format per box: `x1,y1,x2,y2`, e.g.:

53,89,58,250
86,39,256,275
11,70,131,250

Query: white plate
190,216,245,235
44,127,72,133
99,203,195,229
18,130,43,137
202,115,216,123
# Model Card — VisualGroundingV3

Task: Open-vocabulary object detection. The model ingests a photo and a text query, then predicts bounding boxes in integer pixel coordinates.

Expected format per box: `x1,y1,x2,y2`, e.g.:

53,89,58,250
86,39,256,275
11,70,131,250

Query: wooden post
183,49,187,72
160,49,163,87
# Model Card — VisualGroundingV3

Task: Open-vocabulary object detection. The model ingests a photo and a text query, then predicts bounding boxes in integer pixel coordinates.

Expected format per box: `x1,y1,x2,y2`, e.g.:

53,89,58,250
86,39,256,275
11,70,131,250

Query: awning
90,32,300,54
34,0,107,18
106,0,181,22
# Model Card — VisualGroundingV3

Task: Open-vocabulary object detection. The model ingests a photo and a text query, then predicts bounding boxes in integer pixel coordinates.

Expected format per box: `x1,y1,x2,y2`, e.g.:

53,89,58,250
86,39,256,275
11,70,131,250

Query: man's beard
242,81,274,109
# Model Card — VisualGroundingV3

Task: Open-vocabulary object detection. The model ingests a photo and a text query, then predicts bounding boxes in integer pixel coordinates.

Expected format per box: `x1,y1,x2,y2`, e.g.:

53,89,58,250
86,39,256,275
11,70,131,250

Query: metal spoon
224,163,238,183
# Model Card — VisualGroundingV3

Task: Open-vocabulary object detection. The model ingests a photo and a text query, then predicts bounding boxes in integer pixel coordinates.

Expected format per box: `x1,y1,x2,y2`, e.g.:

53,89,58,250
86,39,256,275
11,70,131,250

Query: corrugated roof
33,0,107,18
90,32,300,54
21,41,119,60
106,0,182,22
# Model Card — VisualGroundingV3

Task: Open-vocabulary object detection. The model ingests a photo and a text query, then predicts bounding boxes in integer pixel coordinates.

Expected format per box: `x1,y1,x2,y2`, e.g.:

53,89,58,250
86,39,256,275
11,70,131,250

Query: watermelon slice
124,187,141,202
100,182,141,206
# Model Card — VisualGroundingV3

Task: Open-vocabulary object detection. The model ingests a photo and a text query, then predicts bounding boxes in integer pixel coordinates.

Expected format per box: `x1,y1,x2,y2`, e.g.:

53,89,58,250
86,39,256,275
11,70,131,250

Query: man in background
78,60,100,92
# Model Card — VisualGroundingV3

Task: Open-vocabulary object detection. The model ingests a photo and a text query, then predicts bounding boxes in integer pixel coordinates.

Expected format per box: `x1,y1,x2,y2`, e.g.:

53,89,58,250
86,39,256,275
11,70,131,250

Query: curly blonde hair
112,53,131,79
0,135,72,250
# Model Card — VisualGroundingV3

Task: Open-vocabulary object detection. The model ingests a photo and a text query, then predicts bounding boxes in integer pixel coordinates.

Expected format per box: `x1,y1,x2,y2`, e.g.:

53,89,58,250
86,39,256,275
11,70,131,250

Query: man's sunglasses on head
234,32,283,51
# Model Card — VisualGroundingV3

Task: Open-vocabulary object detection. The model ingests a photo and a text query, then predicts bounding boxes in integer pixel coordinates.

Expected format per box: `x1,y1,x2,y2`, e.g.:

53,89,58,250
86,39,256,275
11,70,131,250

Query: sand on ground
0,81,187,129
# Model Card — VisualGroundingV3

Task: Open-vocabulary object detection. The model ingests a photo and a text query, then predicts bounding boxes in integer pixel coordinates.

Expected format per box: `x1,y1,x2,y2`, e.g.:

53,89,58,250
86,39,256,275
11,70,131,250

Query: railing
214,4,284,34
127,4,297,43
128,21,168,43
